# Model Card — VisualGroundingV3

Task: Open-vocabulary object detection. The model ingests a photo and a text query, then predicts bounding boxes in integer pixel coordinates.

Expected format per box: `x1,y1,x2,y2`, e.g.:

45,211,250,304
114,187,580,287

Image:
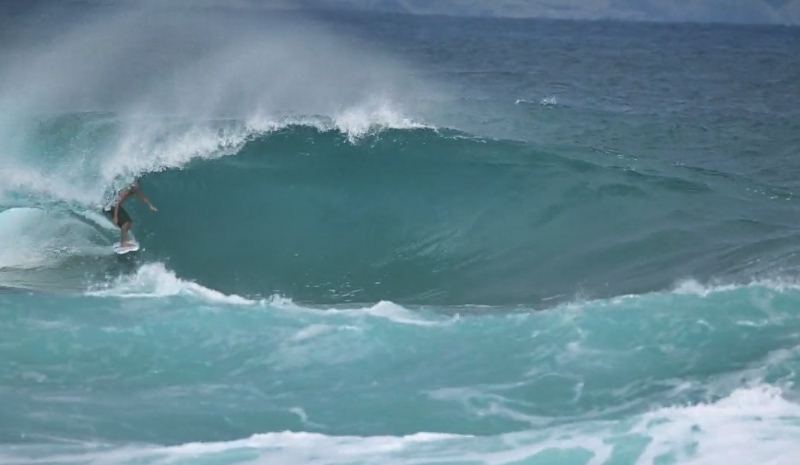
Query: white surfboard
112,241,140,254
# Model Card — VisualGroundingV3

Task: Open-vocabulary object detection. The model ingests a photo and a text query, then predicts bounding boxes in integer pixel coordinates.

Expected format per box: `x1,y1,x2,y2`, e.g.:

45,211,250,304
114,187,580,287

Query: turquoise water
1,4,800,464
3,280,800,463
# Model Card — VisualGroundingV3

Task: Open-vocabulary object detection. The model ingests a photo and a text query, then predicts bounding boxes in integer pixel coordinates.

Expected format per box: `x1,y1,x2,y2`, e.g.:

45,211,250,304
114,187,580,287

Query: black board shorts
103,206,132,228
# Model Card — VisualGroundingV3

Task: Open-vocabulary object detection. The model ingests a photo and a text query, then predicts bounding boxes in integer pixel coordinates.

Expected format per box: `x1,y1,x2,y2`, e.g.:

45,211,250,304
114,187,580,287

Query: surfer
103,178,157,247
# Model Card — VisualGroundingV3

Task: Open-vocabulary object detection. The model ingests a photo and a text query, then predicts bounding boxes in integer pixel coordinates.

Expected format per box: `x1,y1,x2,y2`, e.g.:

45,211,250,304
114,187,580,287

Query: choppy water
1,3,800,464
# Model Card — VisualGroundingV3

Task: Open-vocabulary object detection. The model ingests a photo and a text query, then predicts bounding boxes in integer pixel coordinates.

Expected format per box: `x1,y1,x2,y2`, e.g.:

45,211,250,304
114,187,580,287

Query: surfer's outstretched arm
135,191,157,211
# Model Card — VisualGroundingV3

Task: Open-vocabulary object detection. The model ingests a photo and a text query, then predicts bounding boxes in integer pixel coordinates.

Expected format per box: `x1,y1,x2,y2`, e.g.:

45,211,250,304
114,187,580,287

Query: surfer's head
129,178,140,191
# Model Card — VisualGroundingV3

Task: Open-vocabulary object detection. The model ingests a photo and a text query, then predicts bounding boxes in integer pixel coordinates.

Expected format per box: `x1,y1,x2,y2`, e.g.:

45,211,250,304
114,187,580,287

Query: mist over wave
0,0,439,205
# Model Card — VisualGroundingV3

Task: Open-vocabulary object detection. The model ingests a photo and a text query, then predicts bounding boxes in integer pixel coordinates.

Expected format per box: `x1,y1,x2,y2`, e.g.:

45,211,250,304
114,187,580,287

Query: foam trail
87,263,254,304
86,263,442,325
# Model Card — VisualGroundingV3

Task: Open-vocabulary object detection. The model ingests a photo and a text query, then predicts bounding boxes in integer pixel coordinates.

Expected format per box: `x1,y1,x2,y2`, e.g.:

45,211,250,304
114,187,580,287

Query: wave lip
0,106,433,209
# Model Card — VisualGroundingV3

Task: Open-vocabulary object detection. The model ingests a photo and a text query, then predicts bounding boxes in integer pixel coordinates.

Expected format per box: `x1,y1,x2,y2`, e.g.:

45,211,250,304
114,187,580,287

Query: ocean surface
2,3,800,464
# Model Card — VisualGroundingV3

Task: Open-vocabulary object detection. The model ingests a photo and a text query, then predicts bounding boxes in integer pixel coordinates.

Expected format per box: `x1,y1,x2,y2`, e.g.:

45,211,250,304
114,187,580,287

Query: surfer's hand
150,205,158,212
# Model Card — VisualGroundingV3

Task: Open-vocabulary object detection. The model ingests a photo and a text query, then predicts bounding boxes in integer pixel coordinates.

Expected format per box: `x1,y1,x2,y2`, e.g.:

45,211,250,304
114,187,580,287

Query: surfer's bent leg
105,206,133,245
121,221,132,246
117,207,133,246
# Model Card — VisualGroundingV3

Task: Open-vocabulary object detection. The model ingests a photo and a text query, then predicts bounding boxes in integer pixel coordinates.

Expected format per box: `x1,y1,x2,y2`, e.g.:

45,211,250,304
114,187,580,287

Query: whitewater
2,2,800,464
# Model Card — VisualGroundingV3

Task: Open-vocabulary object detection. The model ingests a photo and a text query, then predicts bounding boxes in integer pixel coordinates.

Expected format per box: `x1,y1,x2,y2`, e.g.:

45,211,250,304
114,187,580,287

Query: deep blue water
1,4,800,464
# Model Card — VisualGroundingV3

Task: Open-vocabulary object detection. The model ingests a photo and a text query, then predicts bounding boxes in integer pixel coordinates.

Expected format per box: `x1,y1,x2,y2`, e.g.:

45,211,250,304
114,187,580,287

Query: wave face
3,3,800,465
3,118,800,304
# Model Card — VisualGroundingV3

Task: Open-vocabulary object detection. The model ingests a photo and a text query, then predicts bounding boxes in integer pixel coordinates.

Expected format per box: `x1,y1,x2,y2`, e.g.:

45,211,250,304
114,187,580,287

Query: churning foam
1,384,797,464
630,384,800,465
282,300,444,326
87,262,254,304
0,207,109,269
673,278,800,296
85,262,444,327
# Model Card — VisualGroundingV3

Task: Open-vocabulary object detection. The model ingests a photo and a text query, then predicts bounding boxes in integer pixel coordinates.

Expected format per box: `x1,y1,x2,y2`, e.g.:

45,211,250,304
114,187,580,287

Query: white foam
260,293,443,326
631,384,800,465
0,431,467,465
84,268,443,326
291,324,336,342
436,384,800,465
244,103,431,143
673,278,800,296
331,98,429,142
2,385,800,464
0,115,261,206
87,263,254,305
76,209,120,233
540,96,558,106
514,96,559,107
97,119,255,191
530,277,800,316
360,300,441,326
305,300,444,326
